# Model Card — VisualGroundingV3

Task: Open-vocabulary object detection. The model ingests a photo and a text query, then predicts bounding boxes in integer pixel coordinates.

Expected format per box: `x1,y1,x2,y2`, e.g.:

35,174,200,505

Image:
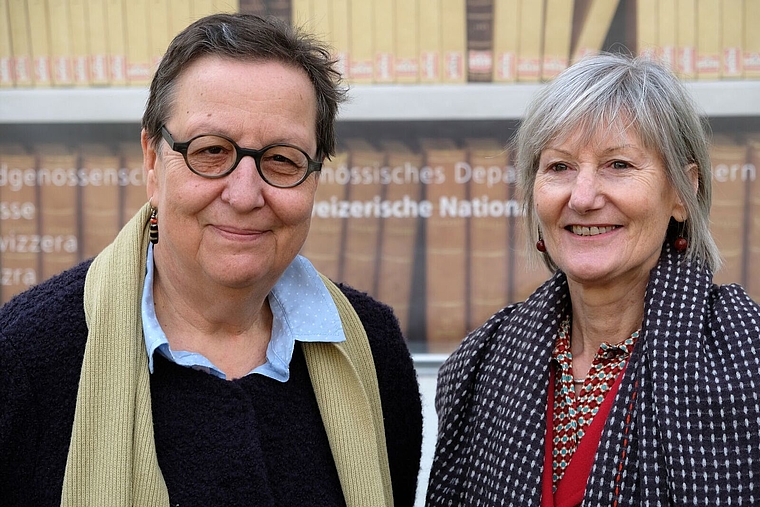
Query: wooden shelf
2,81,759,123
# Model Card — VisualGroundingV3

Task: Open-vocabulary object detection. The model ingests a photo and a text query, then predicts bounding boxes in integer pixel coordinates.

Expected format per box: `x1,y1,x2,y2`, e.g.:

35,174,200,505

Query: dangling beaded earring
673,221,687,252
149,207,159,245
536,233,547,253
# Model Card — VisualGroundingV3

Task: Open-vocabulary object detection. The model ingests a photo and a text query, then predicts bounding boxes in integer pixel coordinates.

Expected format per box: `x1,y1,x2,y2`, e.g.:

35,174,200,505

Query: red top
541,317,637,507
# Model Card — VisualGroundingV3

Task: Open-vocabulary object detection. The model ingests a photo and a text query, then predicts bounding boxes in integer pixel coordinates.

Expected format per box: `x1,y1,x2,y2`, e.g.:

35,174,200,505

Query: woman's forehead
546,115,647,151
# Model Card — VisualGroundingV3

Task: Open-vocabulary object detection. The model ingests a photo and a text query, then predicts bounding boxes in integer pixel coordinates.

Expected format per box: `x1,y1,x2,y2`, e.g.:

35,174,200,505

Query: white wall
414,362,441,506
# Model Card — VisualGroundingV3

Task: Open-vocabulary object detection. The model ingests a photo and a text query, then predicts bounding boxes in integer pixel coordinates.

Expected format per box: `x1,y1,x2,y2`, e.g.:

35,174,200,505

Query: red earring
674,236,687,252
536,238,546,252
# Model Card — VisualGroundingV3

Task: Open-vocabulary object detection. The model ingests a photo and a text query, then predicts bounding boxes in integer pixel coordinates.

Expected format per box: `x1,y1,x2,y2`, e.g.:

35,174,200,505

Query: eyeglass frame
159,125,323,188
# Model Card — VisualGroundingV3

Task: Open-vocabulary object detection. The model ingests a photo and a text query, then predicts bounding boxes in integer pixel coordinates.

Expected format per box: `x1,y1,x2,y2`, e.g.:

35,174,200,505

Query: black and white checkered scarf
427,243,760,506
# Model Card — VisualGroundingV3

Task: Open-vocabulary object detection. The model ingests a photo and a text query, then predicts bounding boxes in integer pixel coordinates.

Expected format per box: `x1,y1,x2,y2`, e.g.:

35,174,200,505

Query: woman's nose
221,156,267,209
568,169,603,213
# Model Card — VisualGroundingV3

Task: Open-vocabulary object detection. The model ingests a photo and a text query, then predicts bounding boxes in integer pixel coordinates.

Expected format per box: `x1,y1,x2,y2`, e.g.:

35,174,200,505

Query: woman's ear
141,129,158,203
673,163,699,222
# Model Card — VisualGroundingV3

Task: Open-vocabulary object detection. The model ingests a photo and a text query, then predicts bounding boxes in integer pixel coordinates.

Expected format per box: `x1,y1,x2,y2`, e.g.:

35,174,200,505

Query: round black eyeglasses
160,126,322,188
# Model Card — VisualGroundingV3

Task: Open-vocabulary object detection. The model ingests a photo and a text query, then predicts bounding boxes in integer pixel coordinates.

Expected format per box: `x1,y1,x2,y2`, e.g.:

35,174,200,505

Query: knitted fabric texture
61,202,392,507
426,243,760,506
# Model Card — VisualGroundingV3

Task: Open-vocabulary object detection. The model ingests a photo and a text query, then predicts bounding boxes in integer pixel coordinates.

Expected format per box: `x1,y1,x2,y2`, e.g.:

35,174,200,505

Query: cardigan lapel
428,271,570,505
585,244,716,505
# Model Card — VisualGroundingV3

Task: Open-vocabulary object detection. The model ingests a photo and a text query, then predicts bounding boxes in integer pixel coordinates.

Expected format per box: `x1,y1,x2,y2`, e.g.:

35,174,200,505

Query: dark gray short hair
514,52,721,271
142,13,346,160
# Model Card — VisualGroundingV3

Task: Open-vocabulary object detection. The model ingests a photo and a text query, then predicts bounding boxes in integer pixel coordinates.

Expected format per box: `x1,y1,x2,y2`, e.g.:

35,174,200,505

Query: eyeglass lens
186,135,310,186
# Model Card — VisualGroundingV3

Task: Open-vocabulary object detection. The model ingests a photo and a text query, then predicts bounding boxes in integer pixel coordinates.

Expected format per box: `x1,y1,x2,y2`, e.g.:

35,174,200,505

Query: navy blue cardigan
0,259,423,506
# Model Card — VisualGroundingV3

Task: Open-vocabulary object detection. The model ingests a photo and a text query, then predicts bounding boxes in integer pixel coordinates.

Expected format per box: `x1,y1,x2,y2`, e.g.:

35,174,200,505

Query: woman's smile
567,225,619,236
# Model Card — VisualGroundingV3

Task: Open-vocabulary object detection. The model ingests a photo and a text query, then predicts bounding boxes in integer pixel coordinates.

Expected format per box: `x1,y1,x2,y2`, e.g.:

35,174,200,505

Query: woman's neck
151,266,275,380
567,276,647,376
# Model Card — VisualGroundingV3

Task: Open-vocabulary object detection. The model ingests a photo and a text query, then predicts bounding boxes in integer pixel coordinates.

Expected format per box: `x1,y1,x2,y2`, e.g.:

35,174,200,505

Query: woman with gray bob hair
428,53,759,506
516,52,720,271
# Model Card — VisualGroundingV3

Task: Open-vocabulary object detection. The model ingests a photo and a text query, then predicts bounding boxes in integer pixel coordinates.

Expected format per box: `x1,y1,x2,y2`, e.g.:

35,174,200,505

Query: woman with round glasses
0,13,423,507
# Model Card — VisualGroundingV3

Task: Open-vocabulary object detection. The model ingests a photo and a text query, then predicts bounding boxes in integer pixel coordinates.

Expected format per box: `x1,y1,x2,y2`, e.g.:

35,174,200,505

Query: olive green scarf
61,203,393,507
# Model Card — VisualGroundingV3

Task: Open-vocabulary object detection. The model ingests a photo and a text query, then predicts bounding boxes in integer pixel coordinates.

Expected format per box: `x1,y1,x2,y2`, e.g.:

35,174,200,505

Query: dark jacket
427,243,760,506
0,259,423,507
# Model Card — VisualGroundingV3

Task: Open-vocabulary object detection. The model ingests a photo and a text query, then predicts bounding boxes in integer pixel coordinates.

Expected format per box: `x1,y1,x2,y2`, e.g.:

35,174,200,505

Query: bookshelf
2,81,760,122
1,82,760,350
2,0,760,353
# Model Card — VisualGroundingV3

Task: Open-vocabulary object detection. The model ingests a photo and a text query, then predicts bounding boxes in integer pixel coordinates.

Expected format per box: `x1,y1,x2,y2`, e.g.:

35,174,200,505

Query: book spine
570,0,621,63
87,0,109,85
329,0,349,80
78,145,121,258
0,149,40,304
36,145,79,280
7,0,33,86
541,0,574,81
636,0,658,59
124,0,153,85
238,0,267,14
191,0,216,20
339,139,385,295
375,141,424,336
68,0,91,86
492,0,518,82
148,0,171,72
118,143,148,226
676,0,697,79
394,0,419,83
48,0,75,86
721,0,744,79
311,0,331,42
291,0,311,26
747,137,760,301
465,139,511,329
709,138,749,286
211,0,239,13
440,0,466,83
466,0,494,83
167,0,194,39
745,0,760,78
516,0,543,82
418,0,441,83
657,0,677,70
696,0,721,80
373,0,395,83
105,0,127,85
348,0,373,83
0,0,13,86
27,0,52,86
300,151,348,281
267,0,292,26
421,139,468,350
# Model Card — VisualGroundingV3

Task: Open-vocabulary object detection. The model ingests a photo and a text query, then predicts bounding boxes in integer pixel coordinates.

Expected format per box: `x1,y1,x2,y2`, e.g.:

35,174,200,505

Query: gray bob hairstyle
142,13,346,161
514,52,721,272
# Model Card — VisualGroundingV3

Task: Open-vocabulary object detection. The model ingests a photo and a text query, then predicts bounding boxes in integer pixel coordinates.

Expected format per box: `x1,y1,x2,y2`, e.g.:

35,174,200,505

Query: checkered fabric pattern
426,243,760,506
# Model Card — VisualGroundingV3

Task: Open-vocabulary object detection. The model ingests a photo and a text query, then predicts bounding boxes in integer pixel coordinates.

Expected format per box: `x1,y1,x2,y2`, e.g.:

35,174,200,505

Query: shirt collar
141,245,345,382
551,315,638,366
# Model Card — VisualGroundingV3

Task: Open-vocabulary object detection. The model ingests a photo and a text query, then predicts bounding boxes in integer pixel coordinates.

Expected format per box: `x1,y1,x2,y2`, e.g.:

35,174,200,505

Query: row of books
0,141,146,298
2,0,759,89
637,0,760,81
1,136,758,348
0,0,239,88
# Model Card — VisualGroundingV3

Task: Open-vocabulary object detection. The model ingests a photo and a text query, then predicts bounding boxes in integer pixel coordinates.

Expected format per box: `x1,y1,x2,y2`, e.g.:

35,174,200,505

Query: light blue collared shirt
141,245,345,382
